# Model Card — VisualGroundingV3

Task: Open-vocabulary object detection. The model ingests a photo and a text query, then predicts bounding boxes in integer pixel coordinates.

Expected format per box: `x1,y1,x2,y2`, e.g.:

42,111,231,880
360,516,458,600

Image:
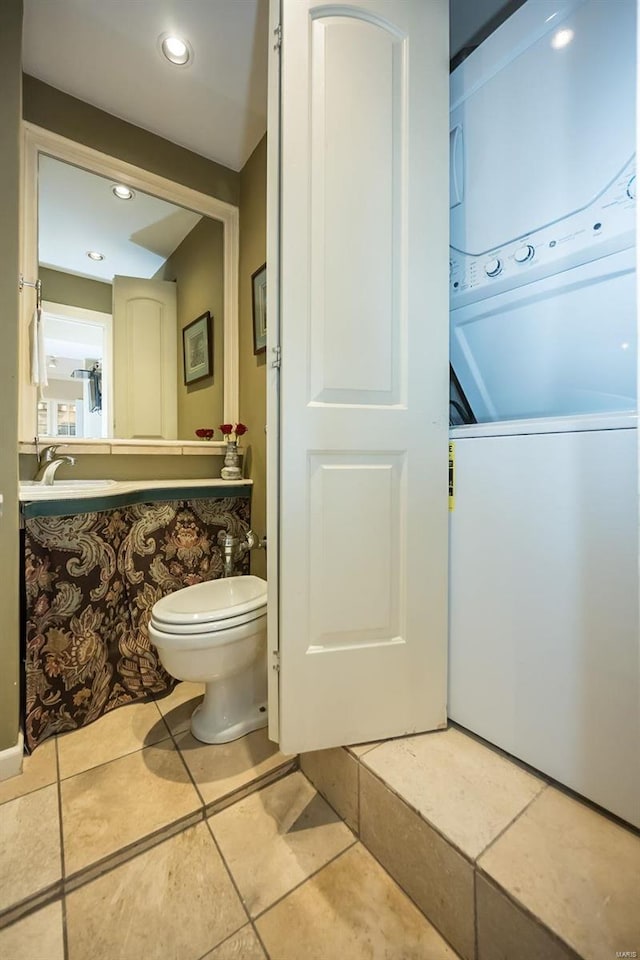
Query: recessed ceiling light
551,27,574,49
87,251,105,262
112,184,135,200
160,33,193,66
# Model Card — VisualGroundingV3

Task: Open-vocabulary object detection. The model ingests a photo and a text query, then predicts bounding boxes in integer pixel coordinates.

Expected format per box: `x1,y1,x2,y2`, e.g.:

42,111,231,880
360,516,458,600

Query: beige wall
39,266,112,314
0,0,23,751
155,218,225,439
239,136,267,579
23,76,239,206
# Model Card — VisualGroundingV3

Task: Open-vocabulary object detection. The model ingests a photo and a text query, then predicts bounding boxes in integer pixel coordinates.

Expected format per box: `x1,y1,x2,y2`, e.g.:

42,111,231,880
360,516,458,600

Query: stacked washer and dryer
448,0,639,827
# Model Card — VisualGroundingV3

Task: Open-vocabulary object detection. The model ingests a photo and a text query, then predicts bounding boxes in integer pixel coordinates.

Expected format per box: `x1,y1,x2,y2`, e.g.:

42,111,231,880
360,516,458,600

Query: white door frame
19,122,239,443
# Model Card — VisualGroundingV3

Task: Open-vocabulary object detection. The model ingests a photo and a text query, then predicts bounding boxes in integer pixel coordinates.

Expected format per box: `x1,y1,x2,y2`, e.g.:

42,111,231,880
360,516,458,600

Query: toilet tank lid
151,576,267,626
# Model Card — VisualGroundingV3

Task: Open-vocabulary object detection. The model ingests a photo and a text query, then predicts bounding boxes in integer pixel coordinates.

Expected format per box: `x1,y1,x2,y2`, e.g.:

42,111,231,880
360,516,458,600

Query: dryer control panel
450,158,636,308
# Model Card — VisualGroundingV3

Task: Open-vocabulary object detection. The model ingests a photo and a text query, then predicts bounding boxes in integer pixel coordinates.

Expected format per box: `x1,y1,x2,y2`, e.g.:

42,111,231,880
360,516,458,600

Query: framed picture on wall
183,311,213,385
252,262,267,355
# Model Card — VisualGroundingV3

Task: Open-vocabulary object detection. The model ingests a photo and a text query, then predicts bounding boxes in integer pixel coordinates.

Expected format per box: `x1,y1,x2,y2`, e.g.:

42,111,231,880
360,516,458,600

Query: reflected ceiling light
112,184,135,200
551,27,574,49
160,33,193,66
87,250,105,261
48,356,57,369
621,342,630,351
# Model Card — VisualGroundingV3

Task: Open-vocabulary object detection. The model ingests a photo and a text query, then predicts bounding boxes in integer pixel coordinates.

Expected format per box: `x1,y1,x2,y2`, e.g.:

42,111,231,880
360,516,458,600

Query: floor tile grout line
355,759,479,864
250,916,271,960
474,782,547,864
56,730,175,784
353,835,465,960
54,738,70,960
250,837,360,923
475,871,583,960
0,776,59,808
62,810,203,893
202,813,254,951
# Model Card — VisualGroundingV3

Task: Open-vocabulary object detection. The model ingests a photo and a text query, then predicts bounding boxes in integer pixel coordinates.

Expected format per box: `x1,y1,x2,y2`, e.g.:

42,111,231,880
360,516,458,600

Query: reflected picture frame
252,262,267,355
183,311,213,385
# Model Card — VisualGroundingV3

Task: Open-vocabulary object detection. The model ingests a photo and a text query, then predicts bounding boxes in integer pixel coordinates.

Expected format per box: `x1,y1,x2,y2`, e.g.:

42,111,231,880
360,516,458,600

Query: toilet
149,575,267,744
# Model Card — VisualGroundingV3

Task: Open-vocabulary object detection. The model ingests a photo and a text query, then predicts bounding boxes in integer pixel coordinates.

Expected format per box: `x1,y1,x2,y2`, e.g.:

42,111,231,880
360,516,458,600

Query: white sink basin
20,479,117,499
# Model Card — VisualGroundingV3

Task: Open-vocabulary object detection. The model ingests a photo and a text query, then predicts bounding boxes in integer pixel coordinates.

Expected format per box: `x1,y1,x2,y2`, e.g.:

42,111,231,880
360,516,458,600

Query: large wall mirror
19,124,239,445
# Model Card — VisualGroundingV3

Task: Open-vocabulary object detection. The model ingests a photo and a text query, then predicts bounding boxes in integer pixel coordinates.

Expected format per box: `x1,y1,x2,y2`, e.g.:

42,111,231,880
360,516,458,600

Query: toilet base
190,700,267,744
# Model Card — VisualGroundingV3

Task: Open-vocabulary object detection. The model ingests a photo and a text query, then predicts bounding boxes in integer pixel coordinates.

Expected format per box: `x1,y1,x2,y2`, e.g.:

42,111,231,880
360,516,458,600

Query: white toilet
149,575,267,744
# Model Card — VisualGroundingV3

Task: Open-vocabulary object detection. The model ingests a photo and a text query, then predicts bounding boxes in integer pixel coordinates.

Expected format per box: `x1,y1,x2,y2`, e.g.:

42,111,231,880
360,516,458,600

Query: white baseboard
0,731,24,781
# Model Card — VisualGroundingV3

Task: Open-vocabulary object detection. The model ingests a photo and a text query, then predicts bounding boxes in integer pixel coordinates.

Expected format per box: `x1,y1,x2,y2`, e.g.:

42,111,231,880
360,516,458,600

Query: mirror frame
19,121,239,446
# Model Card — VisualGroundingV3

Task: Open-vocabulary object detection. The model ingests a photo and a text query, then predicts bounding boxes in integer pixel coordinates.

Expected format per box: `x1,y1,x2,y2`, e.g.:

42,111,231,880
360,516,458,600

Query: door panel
272,0,449,753
112,276,177,439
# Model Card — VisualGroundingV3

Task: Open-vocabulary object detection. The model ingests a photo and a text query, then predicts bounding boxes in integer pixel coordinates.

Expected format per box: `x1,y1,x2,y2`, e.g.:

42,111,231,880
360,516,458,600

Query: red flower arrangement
195,428,214,441
219,423,248,443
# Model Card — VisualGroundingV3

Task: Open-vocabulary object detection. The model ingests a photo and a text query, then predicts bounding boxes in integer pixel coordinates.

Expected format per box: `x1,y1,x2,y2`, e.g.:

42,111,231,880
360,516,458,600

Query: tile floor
303,728,640,960
0,689,461,960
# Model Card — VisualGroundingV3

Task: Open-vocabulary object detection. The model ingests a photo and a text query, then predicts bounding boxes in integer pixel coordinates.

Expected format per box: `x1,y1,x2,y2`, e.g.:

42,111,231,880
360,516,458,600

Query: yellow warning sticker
449,442,455,511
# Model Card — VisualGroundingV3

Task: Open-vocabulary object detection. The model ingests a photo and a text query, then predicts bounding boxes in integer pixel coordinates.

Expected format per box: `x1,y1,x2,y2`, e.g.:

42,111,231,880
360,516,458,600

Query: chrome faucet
34,445,76,485
217,529,258,577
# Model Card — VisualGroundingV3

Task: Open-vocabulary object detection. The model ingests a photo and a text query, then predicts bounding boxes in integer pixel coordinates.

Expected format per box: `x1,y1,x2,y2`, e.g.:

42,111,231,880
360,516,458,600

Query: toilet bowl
149,576,267,744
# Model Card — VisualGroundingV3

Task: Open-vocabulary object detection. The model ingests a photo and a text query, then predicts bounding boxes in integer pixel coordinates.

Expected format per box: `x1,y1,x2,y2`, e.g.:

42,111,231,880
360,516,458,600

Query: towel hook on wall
19,274,42,310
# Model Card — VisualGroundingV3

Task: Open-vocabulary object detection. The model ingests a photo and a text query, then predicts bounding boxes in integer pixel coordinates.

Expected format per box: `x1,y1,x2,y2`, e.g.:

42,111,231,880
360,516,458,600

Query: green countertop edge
21,483,253,519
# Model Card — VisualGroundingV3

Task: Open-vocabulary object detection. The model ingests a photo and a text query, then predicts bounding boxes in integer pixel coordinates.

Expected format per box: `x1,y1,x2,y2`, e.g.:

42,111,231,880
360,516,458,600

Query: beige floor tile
300,747,359,831
0,900,65,960
61,739,201,875
57,699,170,779
476,875,580,960
155,680,204,735
360,766,475,960
0,739,57,806
211,771,354,917
256,843,460,960
347,741,383,757
0,784,61,913
202,925,266,959
176,727,293,806
362,727,544,859
66,821,247,960
478,786,640,960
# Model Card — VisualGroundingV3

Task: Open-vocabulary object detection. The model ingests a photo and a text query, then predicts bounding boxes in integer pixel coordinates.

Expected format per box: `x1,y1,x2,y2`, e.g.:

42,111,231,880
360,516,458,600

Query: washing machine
447,0,639,828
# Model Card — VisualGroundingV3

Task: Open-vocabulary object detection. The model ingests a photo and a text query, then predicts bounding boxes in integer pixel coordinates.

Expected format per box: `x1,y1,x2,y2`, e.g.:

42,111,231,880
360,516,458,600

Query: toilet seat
151,604,266,636
151,575,267,630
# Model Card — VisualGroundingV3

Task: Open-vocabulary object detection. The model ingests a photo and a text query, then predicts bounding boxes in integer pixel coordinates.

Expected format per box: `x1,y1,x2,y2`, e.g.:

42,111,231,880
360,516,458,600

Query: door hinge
273,24,282,52
272,650,280,672
272,345,281,369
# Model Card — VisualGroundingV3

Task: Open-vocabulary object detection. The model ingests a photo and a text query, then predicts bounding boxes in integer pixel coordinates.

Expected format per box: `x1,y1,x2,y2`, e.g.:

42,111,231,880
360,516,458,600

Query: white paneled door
270,0,450,753
112,276,178,439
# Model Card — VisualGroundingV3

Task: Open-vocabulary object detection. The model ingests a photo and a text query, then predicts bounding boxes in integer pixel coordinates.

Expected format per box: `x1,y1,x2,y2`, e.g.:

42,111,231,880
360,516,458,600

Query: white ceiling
39,155,202,282
23,0,513,174
23,0,269,172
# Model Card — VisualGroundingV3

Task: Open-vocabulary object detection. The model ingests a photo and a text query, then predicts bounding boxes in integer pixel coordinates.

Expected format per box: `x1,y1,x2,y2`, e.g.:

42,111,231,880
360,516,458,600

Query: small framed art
182,311,212,385
252,262,267,355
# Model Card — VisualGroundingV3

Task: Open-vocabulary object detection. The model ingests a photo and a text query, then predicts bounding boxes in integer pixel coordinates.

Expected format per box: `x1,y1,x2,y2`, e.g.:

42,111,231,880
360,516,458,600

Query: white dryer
449,0,636,422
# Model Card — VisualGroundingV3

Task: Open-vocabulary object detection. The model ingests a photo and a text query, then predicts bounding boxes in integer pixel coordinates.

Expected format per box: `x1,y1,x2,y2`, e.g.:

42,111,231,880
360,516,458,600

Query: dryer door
451,248,636,423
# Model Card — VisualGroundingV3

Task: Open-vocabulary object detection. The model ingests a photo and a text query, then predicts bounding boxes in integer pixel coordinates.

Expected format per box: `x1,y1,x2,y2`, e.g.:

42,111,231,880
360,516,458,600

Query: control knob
514,244,535,263
484,258,502,278
627,176,636,200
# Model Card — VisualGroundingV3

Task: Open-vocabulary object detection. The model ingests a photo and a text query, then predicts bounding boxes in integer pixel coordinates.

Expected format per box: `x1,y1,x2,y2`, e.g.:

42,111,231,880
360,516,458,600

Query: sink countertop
19,477,253,503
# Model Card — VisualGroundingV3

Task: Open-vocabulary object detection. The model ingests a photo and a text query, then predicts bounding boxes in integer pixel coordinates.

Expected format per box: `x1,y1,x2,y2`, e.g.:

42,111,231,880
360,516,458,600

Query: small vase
221,439,242,480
